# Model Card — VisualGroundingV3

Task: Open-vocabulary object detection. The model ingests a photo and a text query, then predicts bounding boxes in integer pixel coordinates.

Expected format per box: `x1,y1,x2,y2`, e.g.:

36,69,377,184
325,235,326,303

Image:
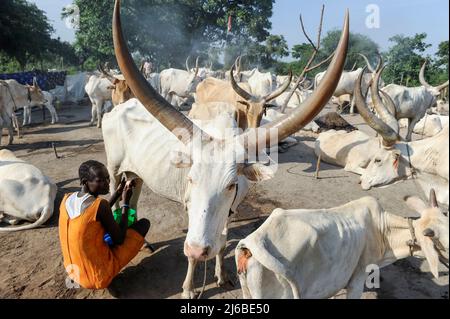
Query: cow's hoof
181,290,198,299
97,124,102,129
215,275,234,289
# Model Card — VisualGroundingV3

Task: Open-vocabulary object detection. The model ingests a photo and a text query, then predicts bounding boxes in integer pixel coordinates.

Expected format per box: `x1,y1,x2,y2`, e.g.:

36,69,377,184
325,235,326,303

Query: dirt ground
0,102,448,299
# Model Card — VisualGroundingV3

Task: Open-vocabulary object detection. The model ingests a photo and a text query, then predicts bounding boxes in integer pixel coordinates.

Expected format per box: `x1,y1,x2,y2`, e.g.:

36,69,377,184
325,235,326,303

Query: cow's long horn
186,56,191,72
113,0,208,144
230,64,253,100
354,67,399,147
99,63,116,83
380,90,397,118
194,56,200,77
264,70,293,102
370,65,399,133
421,61,449,91
240,11,350,149
358,53,375,73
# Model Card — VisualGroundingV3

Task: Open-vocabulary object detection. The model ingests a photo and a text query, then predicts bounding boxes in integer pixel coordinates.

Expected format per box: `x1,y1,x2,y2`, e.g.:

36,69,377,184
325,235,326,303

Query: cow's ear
239,163,275,182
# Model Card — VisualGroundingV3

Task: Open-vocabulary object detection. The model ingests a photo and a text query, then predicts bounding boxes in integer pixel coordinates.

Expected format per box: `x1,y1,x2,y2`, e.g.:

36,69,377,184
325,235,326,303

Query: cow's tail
0,205,53,232
236,242,301,299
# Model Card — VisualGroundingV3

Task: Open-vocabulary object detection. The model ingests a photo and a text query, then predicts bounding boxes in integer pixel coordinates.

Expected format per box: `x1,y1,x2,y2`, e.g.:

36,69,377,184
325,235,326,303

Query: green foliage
382,33,431,86
66,0,275,71
319,30,379,72
0,0,54,69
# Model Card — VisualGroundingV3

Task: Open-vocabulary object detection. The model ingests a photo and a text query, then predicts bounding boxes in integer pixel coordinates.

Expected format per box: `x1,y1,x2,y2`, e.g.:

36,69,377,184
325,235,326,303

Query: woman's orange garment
59,194,144,289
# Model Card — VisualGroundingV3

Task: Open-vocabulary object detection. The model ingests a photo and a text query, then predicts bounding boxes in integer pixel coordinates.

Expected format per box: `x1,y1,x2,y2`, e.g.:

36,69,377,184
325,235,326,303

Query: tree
260,35,289,69
383,33,431,86
319,30,379,72
65,0,275,70
0,0,54,70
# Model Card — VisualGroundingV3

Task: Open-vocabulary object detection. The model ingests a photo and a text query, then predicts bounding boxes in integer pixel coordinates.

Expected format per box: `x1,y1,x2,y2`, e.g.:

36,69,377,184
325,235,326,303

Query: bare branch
281,5,327,113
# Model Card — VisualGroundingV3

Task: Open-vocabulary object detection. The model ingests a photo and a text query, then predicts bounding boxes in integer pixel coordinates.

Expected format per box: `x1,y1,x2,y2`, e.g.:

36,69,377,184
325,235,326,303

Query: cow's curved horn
358,53,375,73
186,56,191,72
230,64,253,100
375,53,383,72
419,60,432,89
194,56,200,78
240,11,350,149
264,69,293,102
113,0,209,144
430,189,439,208
380,90,397,118
98,63,116,83
354,67,399,147
370,65,399,133
419,61,449,91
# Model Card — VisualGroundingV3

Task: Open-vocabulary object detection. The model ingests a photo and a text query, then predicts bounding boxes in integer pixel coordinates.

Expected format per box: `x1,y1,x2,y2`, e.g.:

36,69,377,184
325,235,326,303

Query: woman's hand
116,177,126,195
122,179,136,204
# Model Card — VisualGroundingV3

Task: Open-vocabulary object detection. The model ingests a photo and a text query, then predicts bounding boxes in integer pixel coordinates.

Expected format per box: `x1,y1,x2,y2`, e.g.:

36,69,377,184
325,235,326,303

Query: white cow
0,79,46,145
84,74,114,128
24,90,59,125
248,70,277,98
399,114,449,137
354,69,449,205
236,194,449,299
108,0,348,298
160,57,201,107
0,149,57,232
381,61,449,141
315,67,399,175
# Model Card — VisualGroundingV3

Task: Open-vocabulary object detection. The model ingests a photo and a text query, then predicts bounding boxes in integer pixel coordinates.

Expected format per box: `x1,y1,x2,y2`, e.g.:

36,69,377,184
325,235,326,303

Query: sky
31,0,449,56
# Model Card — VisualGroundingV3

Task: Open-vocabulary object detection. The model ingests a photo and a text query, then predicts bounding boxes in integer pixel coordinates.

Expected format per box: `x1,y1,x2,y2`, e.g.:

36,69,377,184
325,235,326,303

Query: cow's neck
396,138,433,177
381,212,416,266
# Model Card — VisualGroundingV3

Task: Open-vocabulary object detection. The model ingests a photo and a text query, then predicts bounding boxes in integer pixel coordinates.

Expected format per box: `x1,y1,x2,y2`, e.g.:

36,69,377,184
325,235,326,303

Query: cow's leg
46,103,58,124
182,258,198,299
406,117,419,142
345,269,367,299
108,167,122,212
22,106,29,126
215,226,230,287
4,115,14,145
90,100,97,126
124,173,143,213
349,95,356,115
96,99,103,128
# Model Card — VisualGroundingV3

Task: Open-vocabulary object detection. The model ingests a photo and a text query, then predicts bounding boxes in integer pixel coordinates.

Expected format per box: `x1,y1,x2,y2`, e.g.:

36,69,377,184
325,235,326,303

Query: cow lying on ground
399,114,449,137
236,191,449,299
0,149,57,232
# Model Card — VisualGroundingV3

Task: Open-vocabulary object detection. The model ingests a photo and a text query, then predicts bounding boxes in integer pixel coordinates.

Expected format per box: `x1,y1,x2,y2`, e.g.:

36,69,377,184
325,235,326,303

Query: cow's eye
375,159,381,164
227,184,236,191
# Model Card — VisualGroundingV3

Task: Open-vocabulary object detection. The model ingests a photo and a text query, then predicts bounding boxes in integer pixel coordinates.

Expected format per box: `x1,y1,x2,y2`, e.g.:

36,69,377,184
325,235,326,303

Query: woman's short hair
79,160,106,184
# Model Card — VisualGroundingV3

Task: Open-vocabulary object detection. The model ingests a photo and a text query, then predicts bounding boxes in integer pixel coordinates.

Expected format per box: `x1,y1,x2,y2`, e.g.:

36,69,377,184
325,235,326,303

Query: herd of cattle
0,2,449,299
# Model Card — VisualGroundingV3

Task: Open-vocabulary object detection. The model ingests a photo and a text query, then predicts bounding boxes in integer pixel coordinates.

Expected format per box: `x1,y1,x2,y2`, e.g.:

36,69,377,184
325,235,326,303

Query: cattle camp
0,0,449,301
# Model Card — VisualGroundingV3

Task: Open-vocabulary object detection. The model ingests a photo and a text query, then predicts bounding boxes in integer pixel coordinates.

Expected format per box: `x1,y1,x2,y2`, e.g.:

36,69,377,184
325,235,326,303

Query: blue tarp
0,70,66,91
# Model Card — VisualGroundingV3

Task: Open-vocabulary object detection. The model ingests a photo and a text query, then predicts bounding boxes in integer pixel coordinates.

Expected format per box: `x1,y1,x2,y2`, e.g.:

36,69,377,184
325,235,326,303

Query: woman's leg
129,218,150,238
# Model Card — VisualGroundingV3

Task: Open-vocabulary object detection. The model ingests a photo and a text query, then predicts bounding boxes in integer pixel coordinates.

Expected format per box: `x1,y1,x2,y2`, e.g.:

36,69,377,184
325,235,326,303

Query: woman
59,160,150,289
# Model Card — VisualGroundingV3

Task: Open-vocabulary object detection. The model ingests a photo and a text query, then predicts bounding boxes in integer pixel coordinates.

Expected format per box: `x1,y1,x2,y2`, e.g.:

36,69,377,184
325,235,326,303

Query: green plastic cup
113,208,137,227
